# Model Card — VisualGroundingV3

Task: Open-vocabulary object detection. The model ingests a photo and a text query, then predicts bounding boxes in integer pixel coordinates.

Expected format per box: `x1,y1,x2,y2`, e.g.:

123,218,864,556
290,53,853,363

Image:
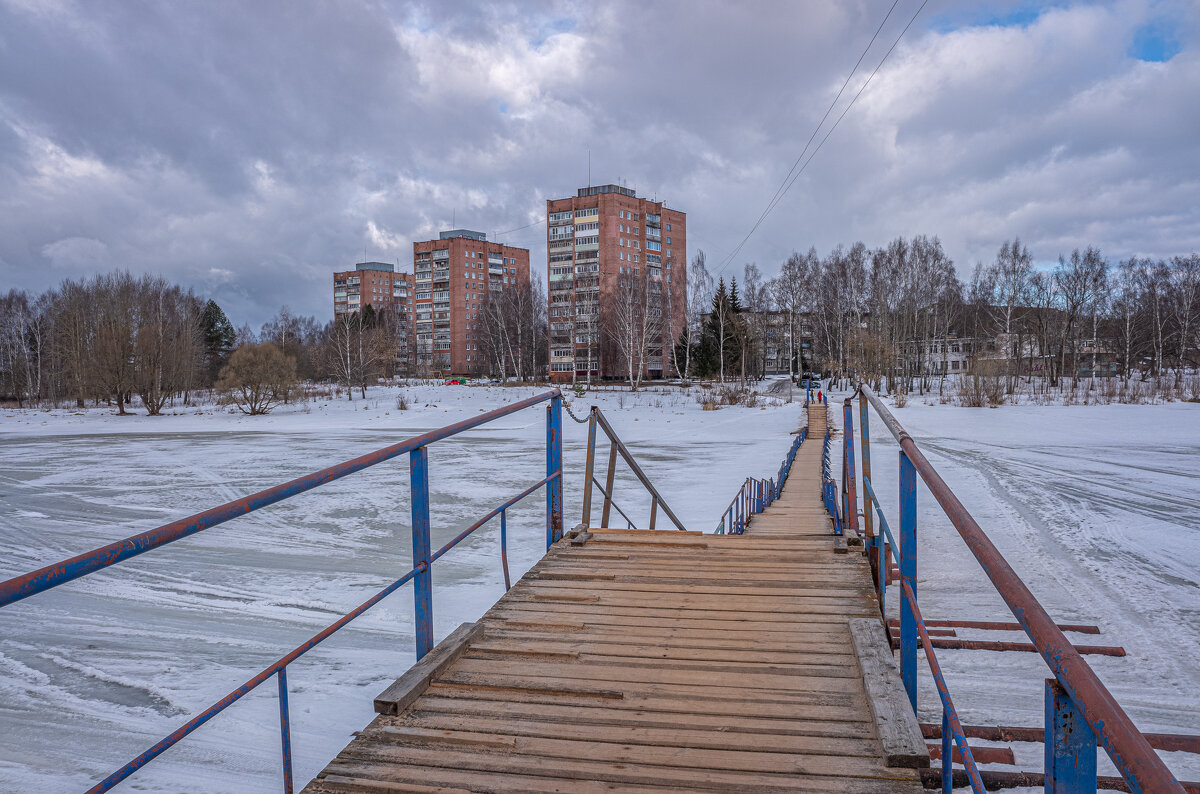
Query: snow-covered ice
0,383,804,792
1,381,1197,790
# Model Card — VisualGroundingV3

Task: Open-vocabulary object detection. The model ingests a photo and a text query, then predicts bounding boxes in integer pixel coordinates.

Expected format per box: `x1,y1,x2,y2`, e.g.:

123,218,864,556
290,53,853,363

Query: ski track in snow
2,384,1197,790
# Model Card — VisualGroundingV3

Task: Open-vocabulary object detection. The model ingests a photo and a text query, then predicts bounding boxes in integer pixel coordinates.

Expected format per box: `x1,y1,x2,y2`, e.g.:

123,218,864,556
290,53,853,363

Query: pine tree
200,299,235,385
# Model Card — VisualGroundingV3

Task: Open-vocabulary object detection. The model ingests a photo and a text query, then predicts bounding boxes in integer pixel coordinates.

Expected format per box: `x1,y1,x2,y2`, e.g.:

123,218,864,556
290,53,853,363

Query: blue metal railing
0,389,566,793
716,424,806,534
843,386,1184,793
821,414,842,535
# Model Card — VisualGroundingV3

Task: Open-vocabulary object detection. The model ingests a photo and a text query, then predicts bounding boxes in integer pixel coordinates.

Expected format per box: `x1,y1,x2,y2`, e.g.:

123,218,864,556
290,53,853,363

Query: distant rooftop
577,184,636,198
439,229,487,241
355,261,394,272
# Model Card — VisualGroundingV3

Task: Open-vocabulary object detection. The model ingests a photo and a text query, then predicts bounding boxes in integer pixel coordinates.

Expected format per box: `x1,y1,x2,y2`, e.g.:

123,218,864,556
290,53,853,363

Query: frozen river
2,383,1197,790
0,384,804,792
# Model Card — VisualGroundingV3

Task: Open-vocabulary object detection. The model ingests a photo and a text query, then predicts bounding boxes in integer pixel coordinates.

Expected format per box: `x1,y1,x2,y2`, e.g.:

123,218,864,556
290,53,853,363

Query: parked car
443,377,466,385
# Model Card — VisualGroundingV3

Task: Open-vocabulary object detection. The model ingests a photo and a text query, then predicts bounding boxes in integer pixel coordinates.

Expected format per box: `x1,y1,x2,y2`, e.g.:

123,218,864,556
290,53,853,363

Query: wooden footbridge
1,387,1194,793
303,402,924,793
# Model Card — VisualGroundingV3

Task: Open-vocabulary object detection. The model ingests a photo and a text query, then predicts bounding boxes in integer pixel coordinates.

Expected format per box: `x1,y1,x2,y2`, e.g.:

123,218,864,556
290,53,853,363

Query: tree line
0,269,555,411
667,239,1198,394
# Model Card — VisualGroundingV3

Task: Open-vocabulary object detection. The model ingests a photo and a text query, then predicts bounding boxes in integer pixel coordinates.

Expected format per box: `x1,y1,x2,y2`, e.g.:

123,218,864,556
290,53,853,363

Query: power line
494,217,546,238
721,0,901,271
715,0,930,277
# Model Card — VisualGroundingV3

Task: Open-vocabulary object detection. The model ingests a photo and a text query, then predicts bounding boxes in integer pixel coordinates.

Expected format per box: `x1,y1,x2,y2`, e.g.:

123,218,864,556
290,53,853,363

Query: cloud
1,0,1198,326
41,236,109,268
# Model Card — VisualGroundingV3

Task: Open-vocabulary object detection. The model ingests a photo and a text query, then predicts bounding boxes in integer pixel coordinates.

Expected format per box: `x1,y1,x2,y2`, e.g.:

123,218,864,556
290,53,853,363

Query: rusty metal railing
844,385,1185,794
580,405,687,531
0,390,566,793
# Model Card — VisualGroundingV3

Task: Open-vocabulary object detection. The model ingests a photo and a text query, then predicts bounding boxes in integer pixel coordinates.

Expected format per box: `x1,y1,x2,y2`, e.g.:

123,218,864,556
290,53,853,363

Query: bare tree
1170,254,1200,368
322,309,391,398
666,249,707,382
603,266,663,391
133,277,203,416
770,251,811,379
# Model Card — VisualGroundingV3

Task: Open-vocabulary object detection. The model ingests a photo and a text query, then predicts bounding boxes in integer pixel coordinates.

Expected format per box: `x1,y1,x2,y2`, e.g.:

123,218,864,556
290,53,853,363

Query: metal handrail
1,390,566,793
821,420,842,535
900,579,986,793
581,406,686,531
849,385,1183,793
716,426,806,534
590,476,640,529
0,389,561,608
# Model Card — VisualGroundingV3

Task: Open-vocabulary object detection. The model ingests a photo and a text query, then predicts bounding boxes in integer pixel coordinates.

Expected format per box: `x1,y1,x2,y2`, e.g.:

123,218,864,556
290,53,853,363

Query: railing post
843,401,858,538
601,442,617,528
649,496,658,531
582,408,597,527
500,509,511,591
941,709,952,794
879,537,888,613
859,393,874,544
278,667,293,794
1045,679,1097,794
899,449,917,713
409,445,433,660
546,396,563,548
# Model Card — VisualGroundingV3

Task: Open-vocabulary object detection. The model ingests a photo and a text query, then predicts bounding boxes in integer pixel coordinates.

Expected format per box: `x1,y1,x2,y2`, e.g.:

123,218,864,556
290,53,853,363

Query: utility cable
715,0,930,277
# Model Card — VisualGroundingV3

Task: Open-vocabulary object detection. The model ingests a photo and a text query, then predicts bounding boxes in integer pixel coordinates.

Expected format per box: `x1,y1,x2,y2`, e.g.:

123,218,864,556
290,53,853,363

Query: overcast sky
1,0,1197,327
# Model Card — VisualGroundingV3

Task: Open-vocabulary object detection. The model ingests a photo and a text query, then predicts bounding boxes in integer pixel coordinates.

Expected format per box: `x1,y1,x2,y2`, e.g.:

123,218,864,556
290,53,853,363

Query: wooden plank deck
303,403,922,793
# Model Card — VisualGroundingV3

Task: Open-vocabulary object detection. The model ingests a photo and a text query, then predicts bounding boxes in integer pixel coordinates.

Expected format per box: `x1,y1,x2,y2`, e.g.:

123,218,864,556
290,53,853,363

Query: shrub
216,342,297,415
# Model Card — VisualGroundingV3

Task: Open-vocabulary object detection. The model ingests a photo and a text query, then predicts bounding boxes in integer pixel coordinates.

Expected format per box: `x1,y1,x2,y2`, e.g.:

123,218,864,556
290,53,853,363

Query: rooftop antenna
452,208,456,227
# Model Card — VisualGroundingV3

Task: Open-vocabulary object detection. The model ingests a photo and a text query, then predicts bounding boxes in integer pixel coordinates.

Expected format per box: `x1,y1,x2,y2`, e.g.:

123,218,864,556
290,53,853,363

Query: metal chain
561,398,591,424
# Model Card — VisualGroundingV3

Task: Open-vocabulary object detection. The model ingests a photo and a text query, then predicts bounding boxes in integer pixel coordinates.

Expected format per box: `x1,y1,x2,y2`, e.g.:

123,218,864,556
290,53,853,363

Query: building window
666,223,671,231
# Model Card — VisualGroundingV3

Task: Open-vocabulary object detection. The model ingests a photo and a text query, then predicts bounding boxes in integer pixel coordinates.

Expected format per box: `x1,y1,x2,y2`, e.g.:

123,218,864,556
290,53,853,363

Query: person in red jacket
817,389,823,402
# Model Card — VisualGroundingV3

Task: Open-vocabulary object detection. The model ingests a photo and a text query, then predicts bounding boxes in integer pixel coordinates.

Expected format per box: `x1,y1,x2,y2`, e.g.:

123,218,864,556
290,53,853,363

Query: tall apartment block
546,185,686,383
333,262,415,373
412,230,530,375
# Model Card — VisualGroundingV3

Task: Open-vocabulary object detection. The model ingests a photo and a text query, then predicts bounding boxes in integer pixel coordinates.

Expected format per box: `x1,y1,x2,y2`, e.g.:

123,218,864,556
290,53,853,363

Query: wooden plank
314,748,918,793
849,618,930,769
410,694,872,736
374,622,483,716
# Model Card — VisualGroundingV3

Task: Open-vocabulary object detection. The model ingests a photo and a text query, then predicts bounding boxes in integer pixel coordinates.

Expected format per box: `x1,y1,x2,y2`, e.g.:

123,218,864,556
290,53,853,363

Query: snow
826,389,1200,785
1,380,1196,790
0,381,805,792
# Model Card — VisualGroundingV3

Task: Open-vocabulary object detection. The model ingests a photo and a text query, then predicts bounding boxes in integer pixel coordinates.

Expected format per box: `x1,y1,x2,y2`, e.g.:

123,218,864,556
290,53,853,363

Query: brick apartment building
333,262,414,371
412,230,530,375
546,185,686,383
